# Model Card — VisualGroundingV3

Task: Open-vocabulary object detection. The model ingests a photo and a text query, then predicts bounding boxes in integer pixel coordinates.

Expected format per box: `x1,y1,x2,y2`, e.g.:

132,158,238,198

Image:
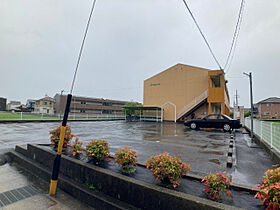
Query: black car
184,114,241,132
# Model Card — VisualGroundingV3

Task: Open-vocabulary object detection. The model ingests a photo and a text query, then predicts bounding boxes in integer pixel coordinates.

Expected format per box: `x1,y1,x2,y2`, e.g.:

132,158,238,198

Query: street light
243,72,254,140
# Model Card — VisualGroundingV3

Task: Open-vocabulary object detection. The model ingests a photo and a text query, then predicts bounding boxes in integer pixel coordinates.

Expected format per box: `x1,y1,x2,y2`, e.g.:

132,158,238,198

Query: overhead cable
70,0,97,94
182,0,222,70
225,0,245,73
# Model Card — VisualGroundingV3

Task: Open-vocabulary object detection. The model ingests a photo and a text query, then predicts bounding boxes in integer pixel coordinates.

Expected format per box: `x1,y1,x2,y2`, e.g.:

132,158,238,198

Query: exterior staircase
176,90,208,121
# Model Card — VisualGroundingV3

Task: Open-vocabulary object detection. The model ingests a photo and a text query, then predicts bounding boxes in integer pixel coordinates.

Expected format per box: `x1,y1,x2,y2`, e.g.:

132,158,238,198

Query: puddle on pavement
200,151,224,155
208,143,226,149
208,159,221,165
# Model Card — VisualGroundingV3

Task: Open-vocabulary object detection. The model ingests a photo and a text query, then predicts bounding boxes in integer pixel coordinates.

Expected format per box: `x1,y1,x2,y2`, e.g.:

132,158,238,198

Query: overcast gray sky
0,0,279,107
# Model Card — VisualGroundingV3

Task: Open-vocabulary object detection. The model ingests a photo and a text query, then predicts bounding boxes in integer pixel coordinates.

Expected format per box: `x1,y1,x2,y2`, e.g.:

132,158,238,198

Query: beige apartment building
34,96,55,115
257,97,280,119
143,64,230,121
54,94,130,117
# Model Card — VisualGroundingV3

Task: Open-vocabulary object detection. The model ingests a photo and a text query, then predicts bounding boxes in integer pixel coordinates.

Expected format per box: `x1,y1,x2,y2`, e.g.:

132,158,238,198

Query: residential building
7,101,21,112
34,96,55,115
54,94,130,117
257,97,280,119
143,63,230,121
0,97,7,111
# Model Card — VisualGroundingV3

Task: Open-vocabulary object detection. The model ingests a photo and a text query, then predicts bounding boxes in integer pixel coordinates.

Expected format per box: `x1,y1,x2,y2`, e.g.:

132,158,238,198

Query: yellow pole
49,94,72,195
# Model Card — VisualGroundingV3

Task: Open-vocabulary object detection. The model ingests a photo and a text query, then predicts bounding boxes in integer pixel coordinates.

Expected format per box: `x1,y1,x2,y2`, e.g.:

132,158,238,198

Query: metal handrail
176,90,208,118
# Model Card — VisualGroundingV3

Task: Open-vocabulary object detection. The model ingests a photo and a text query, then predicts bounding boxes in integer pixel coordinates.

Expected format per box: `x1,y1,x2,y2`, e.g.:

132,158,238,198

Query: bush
144,153,191,188
86,139,110,162
115,147,138,173
49,124,75,148
202,171,232,201
255,167,280,210
68,138,83,156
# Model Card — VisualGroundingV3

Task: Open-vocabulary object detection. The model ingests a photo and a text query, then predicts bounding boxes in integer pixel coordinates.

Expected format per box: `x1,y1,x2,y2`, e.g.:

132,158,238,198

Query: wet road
0,121,230,176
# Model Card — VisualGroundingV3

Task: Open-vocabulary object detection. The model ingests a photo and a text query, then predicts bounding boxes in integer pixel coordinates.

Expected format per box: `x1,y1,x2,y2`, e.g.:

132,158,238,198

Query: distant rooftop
257,97,280,104
36,96,54,102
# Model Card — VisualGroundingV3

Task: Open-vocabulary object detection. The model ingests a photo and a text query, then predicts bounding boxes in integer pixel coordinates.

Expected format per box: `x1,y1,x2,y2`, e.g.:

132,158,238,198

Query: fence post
271,122,273,148
261,121,263,140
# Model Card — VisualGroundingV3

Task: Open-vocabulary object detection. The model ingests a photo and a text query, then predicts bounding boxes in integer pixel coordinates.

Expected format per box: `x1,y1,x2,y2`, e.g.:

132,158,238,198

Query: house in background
34,96,54,115
7,101,21,112
257,97,280,119
143,63,230,121
0,97,7,111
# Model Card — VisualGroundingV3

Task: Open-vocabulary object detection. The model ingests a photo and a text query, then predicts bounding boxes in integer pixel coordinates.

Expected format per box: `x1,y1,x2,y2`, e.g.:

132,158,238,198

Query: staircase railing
176,90,208,119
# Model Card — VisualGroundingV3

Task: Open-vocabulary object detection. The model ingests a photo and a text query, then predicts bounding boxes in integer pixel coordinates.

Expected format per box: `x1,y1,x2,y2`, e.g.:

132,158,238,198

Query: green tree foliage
244,111,251,118
123,102,143,115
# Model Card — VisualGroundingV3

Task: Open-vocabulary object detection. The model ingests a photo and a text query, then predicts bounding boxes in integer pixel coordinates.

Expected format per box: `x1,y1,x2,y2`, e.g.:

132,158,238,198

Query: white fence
245,118,280,153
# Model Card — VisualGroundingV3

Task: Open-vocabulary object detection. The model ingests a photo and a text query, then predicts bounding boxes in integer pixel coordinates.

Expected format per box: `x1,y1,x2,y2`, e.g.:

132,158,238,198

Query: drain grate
0,185,39,207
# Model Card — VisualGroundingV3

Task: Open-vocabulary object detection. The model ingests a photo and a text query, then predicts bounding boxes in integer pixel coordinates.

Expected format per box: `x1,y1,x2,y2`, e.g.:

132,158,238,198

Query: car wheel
190,122,197,130
223,124,231,132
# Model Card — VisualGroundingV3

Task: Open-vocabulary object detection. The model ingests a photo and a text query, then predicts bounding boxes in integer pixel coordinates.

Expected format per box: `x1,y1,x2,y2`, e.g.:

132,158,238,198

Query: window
102,110,112,114
80,109,86,113
43,102,47,105
266,103,272,107
275,112,278,115
81,101,86,104
201,111,207,115
206,115,219,120
210,75,222,88
103,102,112,106
264,112,270,115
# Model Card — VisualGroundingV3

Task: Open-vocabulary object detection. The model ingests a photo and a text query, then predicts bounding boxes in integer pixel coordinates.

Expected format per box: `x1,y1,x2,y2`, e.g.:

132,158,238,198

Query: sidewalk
0,163,90,210
230,129,277,187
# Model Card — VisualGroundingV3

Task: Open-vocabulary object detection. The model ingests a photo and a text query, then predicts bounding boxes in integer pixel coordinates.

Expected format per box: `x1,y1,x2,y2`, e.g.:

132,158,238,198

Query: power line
182,0,222,70
70,0,97,94
225,0,245,73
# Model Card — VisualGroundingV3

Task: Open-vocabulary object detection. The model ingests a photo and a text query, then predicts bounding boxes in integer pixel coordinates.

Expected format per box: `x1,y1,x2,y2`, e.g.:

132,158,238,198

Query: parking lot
0,120,276,186
0,121,231,175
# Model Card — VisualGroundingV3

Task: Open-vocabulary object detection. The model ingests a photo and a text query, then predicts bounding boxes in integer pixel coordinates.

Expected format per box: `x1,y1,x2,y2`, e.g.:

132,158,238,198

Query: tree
122,102,143,115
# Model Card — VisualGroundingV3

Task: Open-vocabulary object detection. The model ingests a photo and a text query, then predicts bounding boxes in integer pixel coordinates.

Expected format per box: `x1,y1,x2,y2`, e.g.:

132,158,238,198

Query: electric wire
182,0,222,70
70,0,97,94
224,0,245,73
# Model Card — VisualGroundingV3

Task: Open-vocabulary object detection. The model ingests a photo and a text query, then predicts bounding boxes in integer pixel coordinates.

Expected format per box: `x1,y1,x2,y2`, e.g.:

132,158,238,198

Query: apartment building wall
54,94,130,116
144,64,230,121
144,64,209,121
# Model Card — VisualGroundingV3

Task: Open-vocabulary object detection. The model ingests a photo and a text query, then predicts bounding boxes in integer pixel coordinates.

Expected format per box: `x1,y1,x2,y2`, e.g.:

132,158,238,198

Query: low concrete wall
13,144,240,210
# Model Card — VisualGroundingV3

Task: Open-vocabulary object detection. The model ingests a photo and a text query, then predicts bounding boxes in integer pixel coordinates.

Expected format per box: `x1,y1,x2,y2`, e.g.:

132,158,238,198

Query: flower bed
115,147,138,174
145,153,191,188
202,171,232,201
255,167,280,210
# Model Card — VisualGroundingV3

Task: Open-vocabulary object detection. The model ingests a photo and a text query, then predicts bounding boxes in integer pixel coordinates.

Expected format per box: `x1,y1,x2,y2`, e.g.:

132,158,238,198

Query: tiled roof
257,97,280,104
37,96,54,102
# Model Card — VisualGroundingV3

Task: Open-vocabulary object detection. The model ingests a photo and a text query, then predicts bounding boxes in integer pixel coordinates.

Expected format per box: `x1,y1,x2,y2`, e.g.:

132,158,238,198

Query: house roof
257,97,280,104
37,96,54,102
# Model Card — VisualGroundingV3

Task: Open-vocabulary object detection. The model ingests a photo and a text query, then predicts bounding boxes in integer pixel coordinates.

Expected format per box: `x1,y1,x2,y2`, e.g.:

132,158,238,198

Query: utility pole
59,90,64,120
243,72,254,140
235,90,239,107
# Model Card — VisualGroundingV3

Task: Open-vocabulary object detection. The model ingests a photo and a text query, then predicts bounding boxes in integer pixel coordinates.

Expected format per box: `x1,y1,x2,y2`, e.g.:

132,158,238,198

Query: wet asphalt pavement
0,120,277,187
